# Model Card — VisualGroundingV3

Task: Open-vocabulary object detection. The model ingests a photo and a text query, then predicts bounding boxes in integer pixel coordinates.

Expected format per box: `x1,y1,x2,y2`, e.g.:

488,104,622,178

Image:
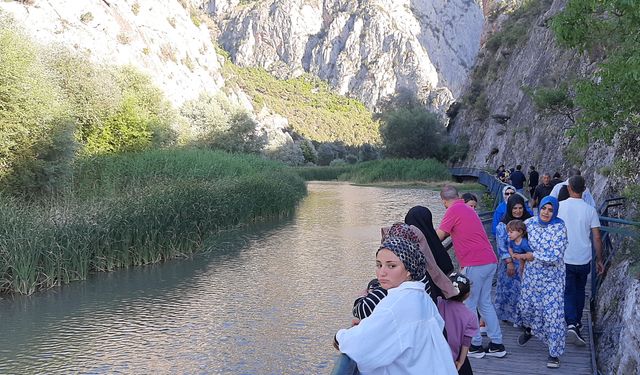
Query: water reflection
0,182,446,374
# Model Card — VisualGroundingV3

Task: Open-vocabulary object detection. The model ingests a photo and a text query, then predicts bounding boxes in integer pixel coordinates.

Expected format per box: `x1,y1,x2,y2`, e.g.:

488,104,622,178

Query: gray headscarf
378,236,426,281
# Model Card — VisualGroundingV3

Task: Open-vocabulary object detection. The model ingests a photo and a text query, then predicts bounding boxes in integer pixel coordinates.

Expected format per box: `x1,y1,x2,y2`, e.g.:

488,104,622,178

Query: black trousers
458,356,473,375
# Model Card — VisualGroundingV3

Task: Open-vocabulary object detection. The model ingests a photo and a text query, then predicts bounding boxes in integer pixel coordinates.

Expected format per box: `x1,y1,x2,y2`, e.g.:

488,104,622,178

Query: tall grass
293,159,451,183
290,165,354,181
0,149,306,295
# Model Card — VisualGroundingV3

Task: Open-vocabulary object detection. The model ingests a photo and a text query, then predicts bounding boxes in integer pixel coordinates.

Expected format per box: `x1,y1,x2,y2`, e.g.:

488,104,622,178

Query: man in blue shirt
509,165,527,194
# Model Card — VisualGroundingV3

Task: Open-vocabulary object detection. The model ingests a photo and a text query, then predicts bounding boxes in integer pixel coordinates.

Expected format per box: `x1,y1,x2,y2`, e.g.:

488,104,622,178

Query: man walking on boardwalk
558,175,604,346
551,168,596,207
436,185,507,358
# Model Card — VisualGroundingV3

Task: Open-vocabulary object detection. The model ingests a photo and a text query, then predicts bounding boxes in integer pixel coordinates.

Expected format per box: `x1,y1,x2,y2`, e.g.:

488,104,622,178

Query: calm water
0,182,446,374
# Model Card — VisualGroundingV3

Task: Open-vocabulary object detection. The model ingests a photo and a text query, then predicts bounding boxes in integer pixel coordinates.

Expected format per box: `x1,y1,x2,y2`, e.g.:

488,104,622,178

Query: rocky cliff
0,0,225,107
213,0,485,112
447,1,639,372
447,0,616,200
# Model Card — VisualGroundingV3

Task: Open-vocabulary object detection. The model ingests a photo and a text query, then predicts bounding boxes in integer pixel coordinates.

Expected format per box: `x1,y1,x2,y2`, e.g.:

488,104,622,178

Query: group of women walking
493,185,569,368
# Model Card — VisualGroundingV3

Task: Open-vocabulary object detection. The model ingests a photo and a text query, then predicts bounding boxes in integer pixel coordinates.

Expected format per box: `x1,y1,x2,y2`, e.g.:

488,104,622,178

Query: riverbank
0,149,306,295
292,158,451,183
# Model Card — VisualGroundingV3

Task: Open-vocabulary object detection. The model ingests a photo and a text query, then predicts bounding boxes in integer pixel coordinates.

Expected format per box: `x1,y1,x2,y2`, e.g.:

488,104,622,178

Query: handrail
592,199,639,305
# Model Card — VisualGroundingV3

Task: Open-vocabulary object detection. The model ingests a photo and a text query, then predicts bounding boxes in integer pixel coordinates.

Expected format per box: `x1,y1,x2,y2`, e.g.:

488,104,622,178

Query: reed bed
0,149,306,295
290,165,354,181
293,159,450,183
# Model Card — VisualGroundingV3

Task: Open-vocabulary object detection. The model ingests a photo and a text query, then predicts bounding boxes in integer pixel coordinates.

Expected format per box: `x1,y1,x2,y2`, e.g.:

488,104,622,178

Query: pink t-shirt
438,297,479,361
438,199,497,267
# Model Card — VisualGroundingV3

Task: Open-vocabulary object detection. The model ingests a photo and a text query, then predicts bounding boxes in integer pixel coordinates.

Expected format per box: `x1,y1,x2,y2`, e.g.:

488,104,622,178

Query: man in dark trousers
509,165,527,194
557,175,604,346
531,173,554,208
528,165,539,197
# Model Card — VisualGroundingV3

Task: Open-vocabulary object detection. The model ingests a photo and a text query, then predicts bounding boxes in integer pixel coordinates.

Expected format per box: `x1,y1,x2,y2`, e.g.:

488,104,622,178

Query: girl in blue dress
515,196,568,369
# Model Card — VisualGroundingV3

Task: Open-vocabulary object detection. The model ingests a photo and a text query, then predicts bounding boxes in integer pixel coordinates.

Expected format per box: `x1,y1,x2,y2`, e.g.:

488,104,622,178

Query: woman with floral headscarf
515,196,568,369
494,194,532,323
352,223,457,321
335,236,457,375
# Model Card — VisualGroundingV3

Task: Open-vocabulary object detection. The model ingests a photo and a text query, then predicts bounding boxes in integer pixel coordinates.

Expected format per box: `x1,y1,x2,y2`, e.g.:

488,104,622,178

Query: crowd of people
331,167,603,374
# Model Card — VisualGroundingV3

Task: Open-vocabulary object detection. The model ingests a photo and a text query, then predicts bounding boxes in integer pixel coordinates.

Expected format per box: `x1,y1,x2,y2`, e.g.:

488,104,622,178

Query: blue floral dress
517,217,568,357
494,222,522,323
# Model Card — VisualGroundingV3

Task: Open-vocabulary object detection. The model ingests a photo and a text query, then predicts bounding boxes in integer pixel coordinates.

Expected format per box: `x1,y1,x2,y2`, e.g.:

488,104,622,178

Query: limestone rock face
214,0,485,112
446,0,616,202
0,0,225,107
595,260,640,375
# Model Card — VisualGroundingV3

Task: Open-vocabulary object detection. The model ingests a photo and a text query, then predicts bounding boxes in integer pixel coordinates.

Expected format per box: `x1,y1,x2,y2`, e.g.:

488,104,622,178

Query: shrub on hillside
180,93,263,153
380,107,447,160
0,23,68,193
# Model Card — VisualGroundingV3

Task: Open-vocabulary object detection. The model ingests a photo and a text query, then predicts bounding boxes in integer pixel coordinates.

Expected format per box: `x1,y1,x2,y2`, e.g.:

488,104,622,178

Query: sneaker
547,356,560,368
567,326,586,347
485,342,507,357
518,329,533,346
468,344,486,359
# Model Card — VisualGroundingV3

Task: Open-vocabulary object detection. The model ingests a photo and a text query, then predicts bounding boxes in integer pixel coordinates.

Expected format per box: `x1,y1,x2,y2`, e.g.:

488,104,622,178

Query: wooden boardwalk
470,291,594,375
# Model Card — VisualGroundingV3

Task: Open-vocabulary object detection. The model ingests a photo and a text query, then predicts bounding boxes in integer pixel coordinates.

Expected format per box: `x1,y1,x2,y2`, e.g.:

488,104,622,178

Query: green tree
551,0,640,142
0,23,67,188
380,108,446,159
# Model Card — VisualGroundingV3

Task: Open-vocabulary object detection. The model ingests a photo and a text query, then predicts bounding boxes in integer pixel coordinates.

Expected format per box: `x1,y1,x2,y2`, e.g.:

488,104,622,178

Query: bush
180,93,264,153
0,24,67,191
380,107,447,160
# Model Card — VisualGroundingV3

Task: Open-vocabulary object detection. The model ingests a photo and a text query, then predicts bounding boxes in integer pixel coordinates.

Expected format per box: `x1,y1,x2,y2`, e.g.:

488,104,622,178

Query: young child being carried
438,273,478,375
507,219,532,276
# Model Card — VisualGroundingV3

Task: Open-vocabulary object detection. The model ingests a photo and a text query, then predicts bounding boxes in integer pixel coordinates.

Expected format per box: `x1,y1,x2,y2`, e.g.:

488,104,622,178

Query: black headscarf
501,194,532,224
404,206,454,275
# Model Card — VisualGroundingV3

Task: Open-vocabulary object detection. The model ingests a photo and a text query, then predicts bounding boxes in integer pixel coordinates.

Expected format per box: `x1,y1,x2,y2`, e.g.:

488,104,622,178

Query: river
0,182,447,374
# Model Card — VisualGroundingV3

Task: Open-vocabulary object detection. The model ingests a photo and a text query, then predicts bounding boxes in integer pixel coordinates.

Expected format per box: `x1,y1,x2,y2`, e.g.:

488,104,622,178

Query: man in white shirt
551,168,596,207
558,175,604,347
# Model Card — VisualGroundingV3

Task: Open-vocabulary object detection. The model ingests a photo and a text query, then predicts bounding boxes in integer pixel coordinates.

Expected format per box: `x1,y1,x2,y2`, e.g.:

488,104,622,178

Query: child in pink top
438,273,478,375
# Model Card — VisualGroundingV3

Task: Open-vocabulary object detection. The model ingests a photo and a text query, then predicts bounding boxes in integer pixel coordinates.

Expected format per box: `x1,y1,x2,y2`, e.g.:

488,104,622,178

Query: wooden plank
470,286,594,375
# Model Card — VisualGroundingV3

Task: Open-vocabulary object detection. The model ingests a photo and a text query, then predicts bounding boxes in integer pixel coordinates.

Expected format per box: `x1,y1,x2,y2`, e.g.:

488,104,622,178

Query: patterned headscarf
384,222,420,243
378,235,426,281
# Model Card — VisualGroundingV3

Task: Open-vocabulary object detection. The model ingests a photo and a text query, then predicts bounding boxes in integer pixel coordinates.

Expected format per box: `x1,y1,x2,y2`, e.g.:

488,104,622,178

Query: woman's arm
409,225,458,298
352,287,388,320
495,224,511,260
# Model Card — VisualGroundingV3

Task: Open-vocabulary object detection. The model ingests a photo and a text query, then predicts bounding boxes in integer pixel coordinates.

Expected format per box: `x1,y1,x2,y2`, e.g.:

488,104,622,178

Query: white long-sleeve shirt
336,281,457,375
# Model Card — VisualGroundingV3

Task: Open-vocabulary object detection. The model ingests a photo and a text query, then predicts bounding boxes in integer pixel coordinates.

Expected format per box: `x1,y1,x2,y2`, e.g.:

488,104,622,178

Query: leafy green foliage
179,93,264,153
524,84,577,123
551,0,640,142
0,20,177,195
380,108,447,160
225,64,380,146
0,24,67,189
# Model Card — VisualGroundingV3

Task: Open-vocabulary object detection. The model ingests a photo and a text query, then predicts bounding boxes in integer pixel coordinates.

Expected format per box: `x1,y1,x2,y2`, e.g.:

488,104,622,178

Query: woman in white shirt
333,236,457,375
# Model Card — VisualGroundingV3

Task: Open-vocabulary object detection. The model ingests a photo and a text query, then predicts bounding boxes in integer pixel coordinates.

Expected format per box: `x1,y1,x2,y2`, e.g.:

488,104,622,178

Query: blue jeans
564,263,590,326
463,263,502,345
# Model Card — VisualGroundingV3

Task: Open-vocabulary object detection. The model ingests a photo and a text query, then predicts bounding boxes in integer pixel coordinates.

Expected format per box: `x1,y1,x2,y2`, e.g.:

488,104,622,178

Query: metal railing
592,199,640,304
